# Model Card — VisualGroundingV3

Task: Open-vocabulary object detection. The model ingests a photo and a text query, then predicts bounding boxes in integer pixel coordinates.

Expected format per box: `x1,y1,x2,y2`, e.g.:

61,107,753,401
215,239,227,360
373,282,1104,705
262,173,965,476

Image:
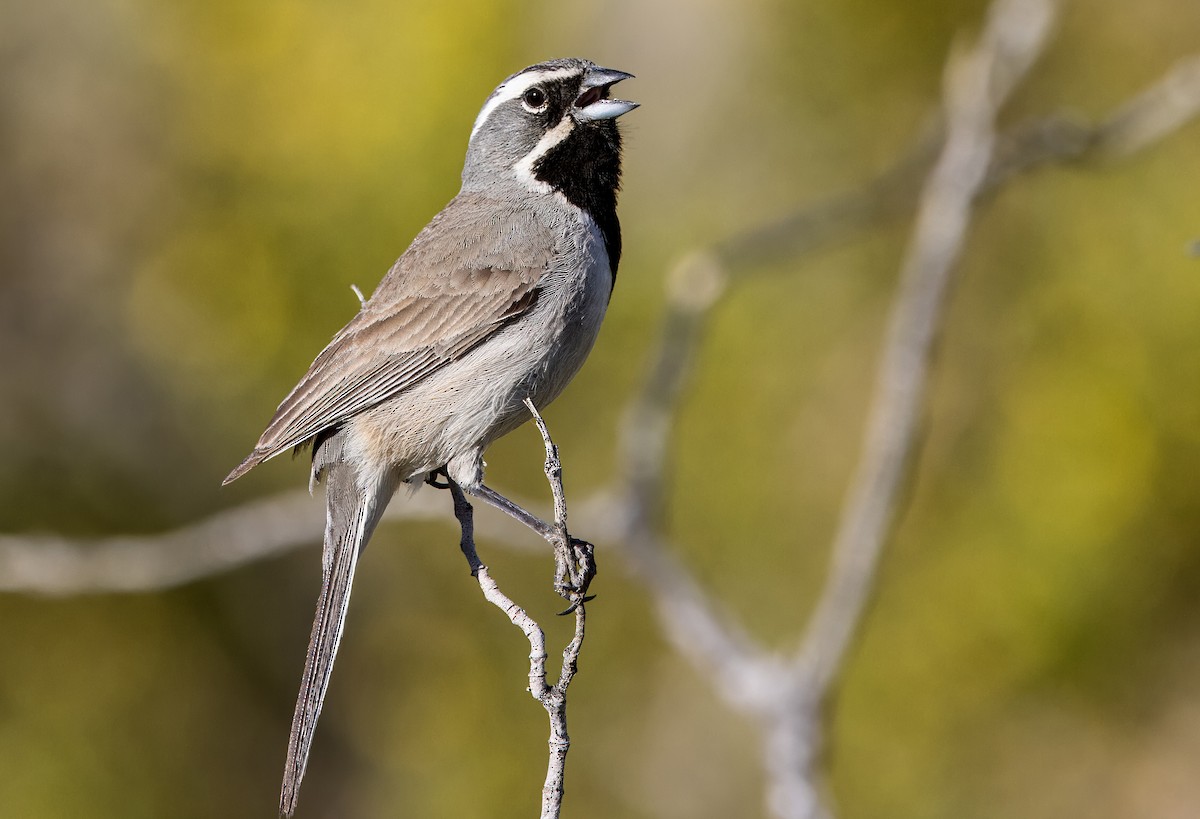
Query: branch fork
437,398,592,819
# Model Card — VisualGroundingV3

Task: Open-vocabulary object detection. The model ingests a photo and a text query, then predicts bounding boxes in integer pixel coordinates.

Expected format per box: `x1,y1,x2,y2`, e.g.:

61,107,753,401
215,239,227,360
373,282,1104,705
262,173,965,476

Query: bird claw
553,536,597,613
557,594,597,617
425,471,452,490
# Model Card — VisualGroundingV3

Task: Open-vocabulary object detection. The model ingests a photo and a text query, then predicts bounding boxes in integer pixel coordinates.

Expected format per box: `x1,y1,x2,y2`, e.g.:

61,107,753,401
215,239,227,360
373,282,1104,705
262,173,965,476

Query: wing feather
224,195,553,484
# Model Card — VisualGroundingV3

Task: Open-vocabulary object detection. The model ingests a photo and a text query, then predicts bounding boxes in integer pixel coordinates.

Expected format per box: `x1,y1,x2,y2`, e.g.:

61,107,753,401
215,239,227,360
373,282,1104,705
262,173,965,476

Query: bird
221,58,637,816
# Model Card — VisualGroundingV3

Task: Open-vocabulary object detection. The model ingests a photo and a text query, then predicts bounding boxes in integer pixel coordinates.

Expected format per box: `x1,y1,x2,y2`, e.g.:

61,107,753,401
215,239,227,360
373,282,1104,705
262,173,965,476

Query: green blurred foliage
2,0,1199,817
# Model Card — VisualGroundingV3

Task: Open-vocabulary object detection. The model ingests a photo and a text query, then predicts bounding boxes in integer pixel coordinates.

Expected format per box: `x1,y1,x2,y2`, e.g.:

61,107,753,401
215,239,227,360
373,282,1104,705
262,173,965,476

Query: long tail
280,455,390,817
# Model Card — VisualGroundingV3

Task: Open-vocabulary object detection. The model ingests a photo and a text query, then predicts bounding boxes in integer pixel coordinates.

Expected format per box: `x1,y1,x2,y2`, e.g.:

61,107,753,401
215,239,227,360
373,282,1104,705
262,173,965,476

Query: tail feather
222,450,265,485
279,457,390,817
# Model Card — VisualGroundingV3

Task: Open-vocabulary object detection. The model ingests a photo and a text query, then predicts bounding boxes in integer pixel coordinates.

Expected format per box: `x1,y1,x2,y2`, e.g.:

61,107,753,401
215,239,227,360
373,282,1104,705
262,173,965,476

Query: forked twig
617,2,1060,817
445,401,590,819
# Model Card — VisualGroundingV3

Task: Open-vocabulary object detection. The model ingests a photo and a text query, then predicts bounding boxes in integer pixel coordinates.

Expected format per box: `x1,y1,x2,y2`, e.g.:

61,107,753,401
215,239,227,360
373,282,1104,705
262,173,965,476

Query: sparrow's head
462,58,637,202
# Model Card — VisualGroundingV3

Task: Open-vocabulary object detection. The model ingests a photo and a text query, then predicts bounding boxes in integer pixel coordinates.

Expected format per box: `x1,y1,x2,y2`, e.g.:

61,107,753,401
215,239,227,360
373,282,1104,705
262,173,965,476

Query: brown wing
224,196,552,484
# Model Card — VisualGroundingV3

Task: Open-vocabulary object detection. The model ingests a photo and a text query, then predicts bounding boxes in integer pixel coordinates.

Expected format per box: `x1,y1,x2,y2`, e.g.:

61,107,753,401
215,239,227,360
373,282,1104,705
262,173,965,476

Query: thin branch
0,486,529,596
523,399,589,817
762,1,1059,816
525,398,596,606
712,57,1200,272
794,0,1057,699
446,403,589,819
0,489,321,595
609,49,1200,665
474,564,551,702
605,12,1200,764
617,251,727,535
610,3,1064,818
1096,56,1200,157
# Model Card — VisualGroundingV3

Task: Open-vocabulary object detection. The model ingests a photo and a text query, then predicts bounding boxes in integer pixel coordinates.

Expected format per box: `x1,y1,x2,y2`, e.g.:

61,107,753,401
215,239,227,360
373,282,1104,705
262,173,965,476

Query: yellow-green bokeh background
2,0,1199,817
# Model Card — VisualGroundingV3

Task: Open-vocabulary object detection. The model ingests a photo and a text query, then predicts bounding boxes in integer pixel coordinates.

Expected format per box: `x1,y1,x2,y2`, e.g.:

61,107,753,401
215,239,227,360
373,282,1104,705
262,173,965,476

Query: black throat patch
532,120,624,285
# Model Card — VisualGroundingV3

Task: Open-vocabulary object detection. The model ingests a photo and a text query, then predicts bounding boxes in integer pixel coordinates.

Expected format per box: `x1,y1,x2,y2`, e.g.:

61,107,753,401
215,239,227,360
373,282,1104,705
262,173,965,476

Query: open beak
573,66,638,122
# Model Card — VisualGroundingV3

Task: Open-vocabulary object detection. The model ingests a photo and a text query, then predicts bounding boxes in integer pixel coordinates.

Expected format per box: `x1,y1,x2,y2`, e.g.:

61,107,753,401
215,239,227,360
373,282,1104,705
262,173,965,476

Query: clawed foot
555,537,597,615
433,466,598,614
425,470,452,490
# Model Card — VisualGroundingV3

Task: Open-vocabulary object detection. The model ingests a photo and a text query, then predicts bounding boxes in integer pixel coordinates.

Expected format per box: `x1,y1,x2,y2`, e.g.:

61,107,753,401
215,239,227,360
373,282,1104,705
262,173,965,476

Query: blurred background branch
622,2,1060,817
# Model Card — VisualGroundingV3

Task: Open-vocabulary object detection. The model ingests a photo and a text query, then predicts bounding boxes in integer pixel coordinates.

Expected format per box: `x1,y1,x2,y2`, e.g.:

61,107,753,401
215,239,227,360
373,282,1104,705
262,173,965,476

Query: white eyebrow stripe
469,67,579,143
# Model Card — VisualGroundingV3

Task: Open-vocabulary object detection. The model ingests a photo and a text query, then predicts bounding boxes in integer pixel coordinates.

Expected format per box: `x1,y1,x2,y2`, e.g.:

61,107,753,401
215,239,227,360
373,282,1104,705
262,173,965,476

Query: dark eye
522,87,547,110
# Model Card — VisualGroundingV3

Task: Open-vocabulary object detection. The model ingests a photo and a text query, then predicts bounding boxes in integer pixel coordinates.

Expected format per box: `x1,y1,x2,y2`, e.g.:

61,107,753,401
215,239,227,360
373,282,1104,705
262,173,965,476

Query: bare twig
445,403,589,819
607,47,1200,716
523,399,589,816
796,0,1056,700
762,2,1059,815
1096,56,1200,157
525,397,596,607
0,489,322,595
0,485,535,596
611,2,1063,818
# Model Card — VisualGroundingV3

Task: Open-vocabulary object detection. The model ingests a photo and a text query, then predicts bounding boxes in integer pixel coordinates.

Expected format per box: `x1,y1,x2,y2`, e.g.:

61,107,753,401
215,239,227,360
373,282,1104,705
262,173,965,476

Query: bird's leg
424,470,452,491
427,468,484,576
433,471,589,594
448,483,485,577
469,483,556,540
467,483,596,606
519,397,597,610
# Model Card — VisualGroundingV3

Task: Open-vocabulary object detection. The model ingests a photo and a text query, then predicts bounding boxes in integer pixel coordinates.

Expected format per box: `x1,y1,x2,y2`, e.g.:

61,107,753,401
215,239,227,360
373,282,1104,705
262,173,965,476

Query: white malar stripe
469,67,578,143
512,116,575,194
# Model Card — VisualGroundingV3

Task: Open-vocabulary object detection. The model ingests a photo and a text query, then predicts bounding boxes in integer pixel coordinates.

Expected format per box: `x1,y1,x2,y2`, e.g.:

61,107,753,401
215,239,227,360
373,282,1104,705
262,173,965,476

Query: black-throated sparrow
223,58,637,816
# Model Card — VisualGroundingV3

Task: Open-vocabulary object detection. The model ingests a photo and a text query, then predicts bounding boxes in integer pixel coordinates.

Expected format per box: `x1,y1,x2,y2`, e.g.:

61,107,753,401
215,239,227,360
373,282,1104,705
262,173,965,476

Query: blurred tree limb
3,4,1200,819
621,1,1058,816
